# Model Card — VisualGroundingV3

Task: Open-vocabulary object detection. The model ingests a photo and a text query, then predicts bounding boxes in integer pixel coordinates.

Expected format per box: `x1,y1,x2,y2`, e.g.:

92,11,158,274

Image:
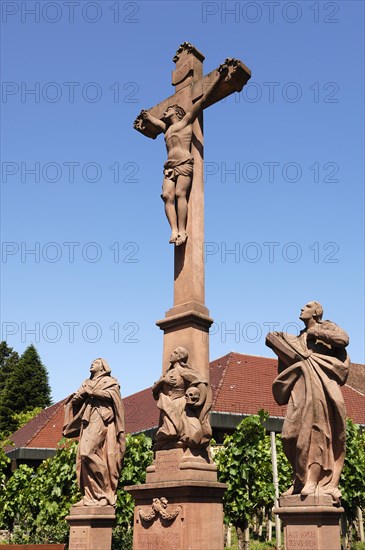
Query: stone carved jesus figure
137,65,228,246
266,302,350,502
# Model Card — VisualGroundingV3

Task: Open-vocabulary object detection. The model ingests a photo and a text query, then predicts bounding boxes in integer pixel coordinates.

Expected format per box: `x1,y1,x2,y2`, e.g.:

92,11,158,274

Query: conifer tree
0,344,51,434
0,342,20,435
0,342,19,397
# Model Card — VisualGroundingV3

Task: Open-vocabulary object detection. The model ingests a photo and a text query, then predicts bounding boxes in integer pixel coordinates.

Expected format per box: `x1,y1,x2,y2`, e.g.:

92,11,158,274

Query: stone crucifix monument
125,43,251,550
266,301,350,550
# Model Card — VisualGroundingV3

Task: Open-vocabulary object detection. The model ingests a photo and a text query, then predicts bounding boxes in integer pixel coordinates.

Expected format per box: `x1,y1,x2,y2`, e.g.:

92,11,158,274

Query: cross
134,43,251,379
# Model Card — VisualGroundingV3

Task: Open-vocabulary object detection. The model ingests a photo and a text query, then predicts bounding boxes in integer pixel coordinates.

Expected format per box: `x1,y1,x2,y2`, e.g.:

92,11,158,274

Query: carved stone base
146,448,217,483
274,494,344,550
125,480,226,550
65,505,115,550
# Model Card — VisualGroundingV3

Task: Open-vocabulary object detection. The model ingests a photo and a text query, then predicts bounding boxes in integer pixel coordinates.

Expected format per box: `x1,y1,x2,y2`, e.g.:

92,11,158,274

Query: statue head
90,357,111,377
169,346,189,365
163,104,186,121
299,301,323,323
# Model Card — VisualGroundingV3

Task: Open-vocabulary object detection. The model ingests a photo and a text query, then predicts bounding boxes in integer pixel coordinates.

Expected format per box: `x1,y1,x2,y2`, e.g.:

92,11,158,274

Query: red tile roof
5,399,67,453
347,362,365,395
124,387,159,433
211,353,286,417
211,352,365,423
6,353,365,454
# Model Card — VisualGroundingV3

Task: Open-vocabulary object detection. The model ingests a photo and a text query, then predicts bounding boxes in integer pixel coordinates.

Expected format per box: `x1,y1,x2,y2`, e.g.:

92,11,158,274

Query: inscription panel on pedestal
286,526,318,549
155,450,181,473
135,499,183,550
136,530,182,550
69,526,89,550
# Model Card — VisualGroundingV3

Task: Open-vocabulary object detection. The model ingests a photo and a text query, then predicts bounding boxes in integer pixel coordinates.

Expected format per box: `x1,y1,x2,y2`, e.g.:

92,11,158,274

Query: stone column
156,44,213,379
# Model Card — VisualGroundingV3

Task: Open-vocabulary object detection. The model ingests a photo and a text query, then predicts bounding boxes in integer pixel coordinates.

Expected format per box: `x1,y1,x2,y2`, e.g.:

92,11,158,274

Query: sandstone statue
152,346,212,450
266,301,350,502
135,63,229,247
63,358,126,506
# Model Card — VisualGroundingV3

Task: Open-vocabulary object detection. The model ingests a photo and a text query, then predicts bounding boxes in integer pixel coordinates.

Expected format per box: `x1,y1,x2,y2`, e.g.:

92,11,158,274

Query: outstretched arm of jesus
139,110,166,133
183,64,229,125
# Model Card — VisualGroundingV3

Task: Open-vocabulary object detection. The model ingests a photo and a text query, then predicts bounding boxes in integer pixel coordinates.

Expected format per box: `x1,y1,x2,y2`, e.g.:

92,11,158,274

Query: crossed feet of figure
169,231,188,246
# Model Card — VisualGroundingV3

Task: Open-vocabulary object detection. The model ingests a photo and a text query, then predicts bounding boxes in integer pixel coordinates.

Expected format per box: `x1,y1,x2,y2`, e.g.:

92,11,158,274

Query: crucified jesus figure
138,64,228,246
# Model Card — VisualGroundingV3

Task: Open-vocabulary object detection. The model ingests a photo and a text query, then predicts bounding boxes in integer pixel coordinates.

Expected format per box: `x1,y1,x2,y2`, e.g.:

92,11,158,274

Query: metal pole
357,506,364,542
270,431,281,550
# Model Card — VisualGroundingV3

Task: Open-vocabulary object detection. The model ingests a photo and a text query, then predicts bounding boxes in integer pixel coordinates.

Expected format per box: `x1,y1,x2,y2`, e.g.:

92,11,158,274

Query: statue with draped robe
266,301,350,502
63,358,126,506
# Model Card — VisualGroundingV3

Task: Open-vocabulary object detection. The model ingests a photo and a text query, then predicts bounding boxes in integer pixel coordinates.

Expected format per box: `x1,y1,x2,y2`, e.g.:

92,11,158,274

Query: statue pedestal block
146,448,218,483
274,495,344,550
126,427,226,549
66,505,115,550
125,479,226,550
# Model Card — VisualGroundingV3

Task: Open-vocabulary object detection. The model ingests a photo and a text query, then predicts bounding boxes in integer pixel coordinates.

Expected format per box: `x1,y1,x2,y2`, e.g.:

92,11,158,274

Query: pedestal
146,448,218,483
125,448,226,550
274,494,344,550
125,481,226,550
66,505,115,550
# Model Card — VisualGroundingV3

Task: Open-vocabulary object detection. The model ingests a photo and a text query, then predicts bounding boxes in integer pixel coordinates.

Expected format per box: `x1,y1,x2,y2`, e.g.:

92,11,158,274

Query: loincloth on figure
163,157,194,182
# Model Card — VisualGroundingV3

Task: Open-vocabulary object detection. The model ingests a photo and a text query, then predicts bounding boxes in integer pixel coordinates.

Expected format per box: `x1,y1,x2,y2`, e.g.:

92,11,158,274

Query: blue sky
1,0,364,403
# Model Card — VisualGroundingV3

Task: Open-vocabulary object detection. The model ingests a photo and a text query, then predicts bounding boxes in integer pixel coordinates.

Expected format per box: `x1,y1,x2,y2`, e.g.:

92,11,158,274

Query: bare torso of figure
164,121,193,160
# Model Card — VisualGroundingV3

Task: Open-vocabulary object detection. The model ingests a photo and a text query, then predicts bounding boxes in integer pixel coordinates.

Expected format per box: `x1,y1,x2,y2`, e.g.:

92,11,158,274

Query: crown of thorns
167,104,186,120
